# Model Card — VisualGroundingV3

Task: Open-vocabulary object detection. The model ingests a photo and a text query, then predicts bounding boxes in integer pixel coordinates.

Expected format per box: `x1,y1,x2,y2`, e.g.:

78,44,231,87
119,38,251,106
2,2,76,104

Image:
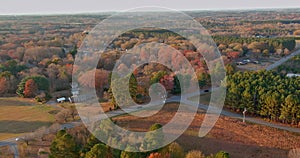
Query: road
81,89,300,134
266,49,300,70
1,88,300,157
0,121,81,158
0,138,19,158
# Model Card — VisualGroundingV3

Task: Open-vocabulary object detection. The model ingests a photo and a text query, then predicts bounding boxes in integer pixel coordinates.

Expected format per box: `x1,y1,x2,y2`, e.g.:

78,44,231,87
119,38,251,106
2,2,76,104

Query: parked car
236,61,247,65
243,59,251,63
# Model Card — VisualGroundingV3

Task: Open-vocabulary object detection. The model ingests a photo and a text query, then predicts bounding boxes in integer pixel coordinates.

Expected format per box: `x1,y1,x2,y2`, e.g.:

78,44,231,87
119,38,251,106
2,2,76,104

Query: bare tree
55,109,71,123
34,126,49,141
49,123,61,134
22,133,35,145
68,106,78,121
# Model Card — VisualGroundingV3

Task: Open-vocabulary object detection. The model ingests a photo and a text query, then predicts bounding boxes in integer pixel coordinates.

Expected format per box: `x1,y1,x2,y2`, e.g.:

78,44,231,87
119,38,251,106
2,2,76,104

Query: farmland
0,98,55,140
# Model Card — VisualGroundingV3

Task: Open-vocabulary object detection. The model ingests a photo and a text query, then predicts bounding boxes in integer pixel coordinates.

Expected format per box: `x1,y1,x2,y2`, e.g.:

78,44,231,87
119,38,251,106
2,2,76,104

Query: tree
48,123,61,134
293,30,300,36
215,151,230,158
280,95,300,124
198,73,210,88
55,109,71,123
148,152,170,158
143,123,164,151
226,51,240,59
0,71,17,95
17,76,49,97
82,135,101,154
185,150,205,158
225,64,235,75
0,77,9,95
22,133,35,145
260,92,282,121
49,130,79,158
68,106,78,121
161,142,185,158
120,146,141,158
109,74,137,108
24,79,38,98
85,143,108,158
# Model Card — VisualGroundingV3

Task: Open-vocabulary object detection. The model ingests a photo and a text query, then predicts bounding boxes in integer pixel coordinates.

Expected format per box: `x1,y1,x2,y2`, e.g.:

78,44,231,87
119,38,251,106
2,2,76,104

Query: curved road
1,89,300,158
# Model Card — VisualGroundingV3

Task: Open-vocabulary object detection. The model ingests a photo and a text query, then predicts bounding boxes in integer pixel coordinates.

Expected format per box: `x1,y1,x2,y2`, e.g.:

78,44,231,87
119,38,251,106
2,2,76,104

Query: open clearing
0,97,56,140
113,103,300,158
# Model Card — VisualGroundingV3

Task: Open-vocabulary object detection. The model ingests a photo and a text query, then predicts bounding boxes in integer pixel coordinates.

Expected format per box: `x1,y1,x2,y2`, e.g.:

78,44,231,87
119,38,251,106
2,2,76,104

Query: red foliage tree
24,79,38,98
148,152,170,158
227,51,240,59
0,77,9,95
160,74,174,92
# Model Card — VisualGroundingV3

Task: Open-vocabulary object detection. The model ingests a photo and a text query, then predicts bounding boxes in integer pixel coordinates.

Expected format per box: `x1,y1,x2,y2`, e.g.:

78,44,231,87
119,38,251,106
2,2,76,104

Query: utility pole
243,108,247,123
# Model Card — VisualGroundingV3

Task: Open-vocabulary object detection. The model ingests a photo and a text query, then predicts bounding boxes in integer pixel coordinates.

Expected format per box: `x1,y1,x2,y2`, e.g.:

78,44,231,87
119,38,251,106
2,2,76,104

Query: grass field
113,103,300,158
0,97,56,140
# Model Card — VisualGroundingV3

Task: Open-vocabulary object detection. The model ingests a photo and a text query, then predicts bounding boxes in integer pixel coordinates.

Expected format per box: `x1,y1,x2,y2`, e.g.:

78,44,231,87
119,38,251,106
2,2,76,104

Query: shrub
215,151,230,158
185,150,205,158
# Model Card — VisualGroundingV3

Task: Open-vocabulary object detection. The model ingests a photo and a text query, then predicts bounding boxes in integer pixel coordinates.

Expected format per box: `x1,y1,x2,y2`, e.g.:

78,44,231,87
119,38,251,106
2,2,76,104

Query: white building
286,73,300,78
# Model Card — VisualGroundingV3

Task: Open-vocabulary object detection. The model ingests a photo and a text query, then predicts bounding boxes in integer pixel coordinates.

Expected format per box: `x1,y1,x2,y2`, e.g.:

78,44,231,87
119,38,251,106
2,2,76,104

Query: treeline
225,70,300,125
49,123,230,158
213,36,296,53
241,20,300,25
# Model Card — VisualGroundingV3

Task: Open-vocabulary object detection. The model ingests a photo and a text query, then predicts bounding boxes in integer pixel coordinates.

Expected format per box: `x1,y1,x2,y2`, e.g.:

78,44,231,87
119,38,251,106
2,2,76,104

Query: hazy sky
0,0,299,15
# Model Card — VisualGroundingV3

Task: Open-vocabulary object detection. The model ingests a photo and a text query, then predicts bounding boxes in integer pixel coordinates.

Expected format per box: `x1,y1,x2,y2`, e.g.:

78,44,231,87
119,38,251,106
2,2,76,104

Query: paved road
266,49,300,70
182,99,300,133
0,138,19,158
1,88,300,157
0,121,81,158
90,89,300,133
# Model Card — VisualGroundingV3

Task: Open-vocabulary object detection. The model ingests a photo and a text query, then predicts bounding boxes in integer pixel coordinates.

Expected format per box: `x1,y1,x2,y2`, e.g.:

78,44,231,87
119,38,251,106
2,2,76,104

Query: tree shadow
177,133,288,158
0,98,33,106
0,120,52,133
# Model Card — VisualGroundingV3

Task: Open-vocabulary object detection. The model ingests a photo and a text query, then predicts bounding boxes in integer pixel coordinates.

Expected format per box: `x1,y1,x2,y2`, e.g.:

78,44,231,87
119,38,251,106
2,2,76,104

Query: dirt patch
113,103,300,157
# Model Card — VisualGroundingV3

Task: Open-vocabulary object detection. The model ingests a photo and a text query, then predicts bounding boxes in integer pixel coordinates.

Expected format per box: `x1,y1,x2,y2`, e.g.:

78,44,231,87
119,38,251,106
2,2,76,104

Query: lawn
0,97,56,140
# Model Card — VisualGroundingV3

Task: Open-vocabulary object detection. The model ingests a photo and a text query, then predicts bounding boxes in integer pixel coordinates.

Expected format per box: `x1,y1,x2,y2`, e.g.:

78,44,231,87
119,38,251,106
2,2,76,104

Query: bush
161,142,185,158
215,151,230,158
185,150,205,158
35,92,52,103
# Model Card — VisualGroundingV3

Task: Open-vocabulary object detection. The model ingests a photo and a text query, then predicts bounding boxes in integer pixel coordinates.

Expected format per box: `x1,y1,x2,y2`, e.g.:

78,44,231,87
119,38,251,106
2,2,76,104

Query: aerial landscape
0,1,300,158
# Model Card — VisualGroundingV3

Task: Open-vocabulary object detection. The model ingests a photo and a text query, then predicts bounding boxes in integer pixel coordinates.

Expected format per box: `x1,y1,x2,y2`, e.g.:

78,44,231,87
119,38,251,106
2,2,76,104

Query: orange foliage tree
24,79,38,98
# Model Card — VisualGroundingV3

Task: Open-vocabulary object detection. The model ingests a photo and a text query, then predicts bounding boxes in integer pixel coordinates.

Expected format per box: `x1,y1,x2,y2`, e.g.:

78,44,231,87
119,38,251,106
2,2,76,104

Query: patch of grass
0,97,34,106
0,97,56,140
0,133,20,140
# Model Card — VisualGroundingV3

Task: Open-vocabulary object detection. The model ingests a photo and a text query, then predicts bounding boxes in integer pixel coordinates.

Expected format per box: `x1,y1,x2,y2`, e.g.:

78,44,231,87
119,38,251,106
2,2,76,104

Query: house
57,97,66,103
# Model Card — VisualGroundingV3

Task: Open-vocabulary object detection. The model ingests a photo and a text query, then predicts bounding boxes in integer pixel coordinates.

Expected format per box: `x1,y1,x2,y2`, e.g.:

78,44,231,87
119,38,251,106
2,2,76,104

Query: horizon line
0,7,299,16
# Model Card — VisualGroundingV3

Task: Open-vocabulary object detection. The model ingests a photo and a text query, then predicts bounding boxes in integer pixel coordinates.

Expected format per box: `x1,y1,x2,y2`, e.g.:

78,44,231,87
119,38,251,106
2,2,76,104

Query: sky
0,0,299,15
